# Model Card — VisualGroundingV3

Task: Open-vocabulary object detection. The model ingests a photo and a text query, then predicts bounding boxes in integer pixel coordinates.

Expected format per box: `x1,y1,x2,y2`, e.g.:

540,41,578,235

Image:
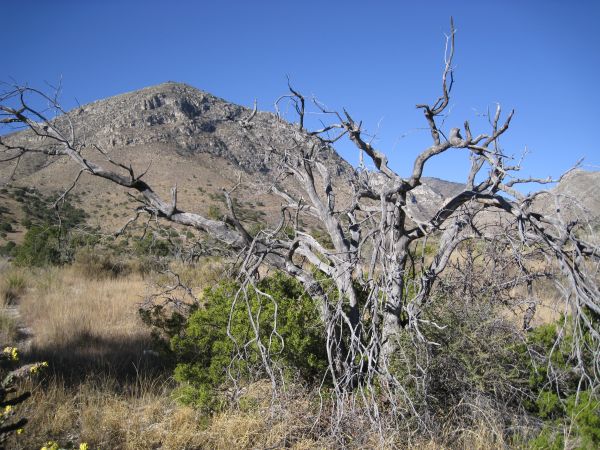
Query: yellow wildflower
79,443,89,450
16,428,23,434
40,442,59,450
29,361,49,374
3,346,18,361
3,405,12,414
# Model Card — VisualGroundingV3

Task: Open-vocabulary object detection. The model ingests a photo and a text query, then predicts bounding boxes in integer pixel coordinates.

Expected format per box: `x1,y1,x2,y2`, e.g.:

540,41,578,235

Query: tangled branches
1,19,599,441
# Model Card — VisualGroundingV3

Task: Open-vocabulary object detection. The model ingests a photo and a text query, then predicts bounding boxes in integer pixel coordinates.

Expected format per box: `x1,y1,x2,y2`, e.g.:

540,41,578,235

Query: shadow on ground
23,330,173,388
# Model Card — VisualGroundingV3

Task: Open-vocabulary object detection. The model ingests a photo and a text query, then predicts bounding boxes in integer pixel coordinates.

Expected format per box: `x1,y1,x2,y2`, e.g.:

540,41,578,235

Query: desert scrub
72,248,132,280
13,225,64,267
523,317,600,449
0,270,27,305
171,272,327,411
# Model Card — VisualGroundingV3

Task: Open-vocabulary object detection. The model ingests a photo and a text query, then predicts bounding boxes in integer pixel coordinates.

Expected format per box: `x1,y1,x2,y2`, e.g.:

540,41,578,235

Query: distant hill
1,82,596,239
527,169,600,230
546,169,600,220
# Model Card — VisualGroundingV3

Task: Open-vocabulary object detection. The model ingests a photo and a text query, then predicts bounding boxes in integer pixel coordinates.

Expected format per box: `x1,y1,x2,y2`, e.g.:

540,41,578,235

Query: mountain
5,82,593,240
2,82,354,180
406,177,465,221
1,82,358,233
533,169,600,223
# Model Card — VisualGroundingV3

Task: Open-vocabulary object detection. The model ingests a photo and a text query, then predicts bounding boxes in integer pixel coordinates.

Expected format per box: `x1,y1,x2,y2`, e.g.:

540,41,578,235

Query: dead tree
1,20,598,421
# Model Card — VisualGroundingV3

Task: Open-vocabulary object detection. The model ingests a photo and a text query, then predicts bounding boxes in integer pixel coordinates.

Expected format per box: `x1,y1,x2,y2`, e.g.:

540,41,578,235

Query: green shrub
524,317,600,448
528,390,600,449
171,272,327,411
0,222,13,233
17,188,86,229
0,241,16,257
393,294,532,421
13,226,63,267
9,189,92,267
134,233,175,258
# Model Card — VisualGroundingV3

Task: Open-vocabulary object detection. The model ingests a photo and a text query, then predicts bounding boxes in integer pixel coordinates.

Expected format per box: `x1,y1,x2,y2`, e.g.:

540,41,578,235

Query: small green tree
13,225,62,267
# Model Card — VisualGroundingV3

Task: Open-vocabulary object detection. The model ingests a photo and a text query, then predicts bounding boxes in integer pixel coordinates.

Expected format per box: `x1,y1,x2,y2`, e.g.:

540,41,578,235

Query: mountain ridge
1,82,597,236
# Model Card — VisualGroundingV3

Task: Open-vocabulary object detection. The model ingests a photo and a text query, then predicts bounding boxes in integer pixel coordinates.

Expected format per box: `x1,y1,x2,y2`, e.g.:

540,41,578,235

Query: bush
134,233,175,258
0,241,16,257
0,222,13,233
13,225,63,267
0,272,26,305
524,318,600,448
171,272,327,411
72,248,132,279
16,188,86,230
386,292,532,431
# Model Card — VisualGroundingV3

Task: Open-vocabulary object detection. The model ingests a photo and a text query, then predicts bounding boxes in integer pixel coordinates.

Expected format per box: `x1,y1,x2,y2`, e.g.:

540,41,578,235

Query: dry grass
9,373,324,449
0,263,27,345
9,376,511,450
13,265,163,383
0,307,18,345
9,376,207,450
1,262,512,449
19,265,148,342
0,265,27,306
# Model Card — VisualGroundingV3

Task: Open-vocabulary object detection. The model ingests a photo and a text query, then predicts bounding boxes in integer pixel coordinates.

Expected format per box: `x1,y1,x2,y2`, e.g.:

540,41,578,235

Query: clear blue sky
3,1,599,186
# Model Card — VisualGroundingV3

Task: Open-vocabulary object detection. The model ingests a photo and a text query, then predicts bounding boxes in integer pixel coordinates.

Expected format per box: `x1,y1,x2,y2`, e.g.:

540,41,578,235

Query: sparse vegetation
0,16,598,450
0,270,26,305
207,205,222,220
4,260,596,449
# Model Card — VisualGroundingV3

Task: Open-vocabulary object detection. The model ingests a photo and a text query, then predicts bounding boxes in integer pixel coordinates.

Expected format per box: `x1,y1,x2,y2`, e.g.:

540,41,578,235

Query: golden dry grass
10,376,207,450
18,265,149,346
0,263,510,449
11,265,161,383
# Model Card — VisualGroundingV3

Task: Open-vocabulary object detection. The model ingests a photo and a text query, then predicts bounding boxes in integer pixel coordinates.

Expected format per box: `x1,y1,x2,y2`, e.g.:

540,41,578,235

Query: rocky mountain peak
70,81,244,149
6,82,354,179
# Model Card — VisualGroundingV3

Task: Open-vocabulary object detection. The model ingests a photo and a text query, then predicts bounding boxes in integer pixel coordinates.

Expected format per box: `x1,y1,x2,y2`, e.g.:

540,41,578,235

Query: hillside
0,82,472,236
534,169,600,223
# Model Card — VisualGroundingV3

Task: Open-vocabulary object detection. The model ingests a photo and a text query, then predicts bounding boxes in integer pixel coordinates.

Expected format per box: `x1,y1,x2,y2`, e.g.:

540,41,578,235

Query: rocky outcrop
534,169,600,222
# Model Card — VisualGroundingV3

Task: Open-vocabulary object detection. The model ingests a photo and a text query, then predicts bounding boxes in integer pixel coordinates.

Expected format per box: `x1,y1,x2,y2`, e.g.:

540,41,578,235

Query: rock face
5,82,353,179
407,177,465,222
366,171,465,222
534,169,600,222
66,82,351,175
